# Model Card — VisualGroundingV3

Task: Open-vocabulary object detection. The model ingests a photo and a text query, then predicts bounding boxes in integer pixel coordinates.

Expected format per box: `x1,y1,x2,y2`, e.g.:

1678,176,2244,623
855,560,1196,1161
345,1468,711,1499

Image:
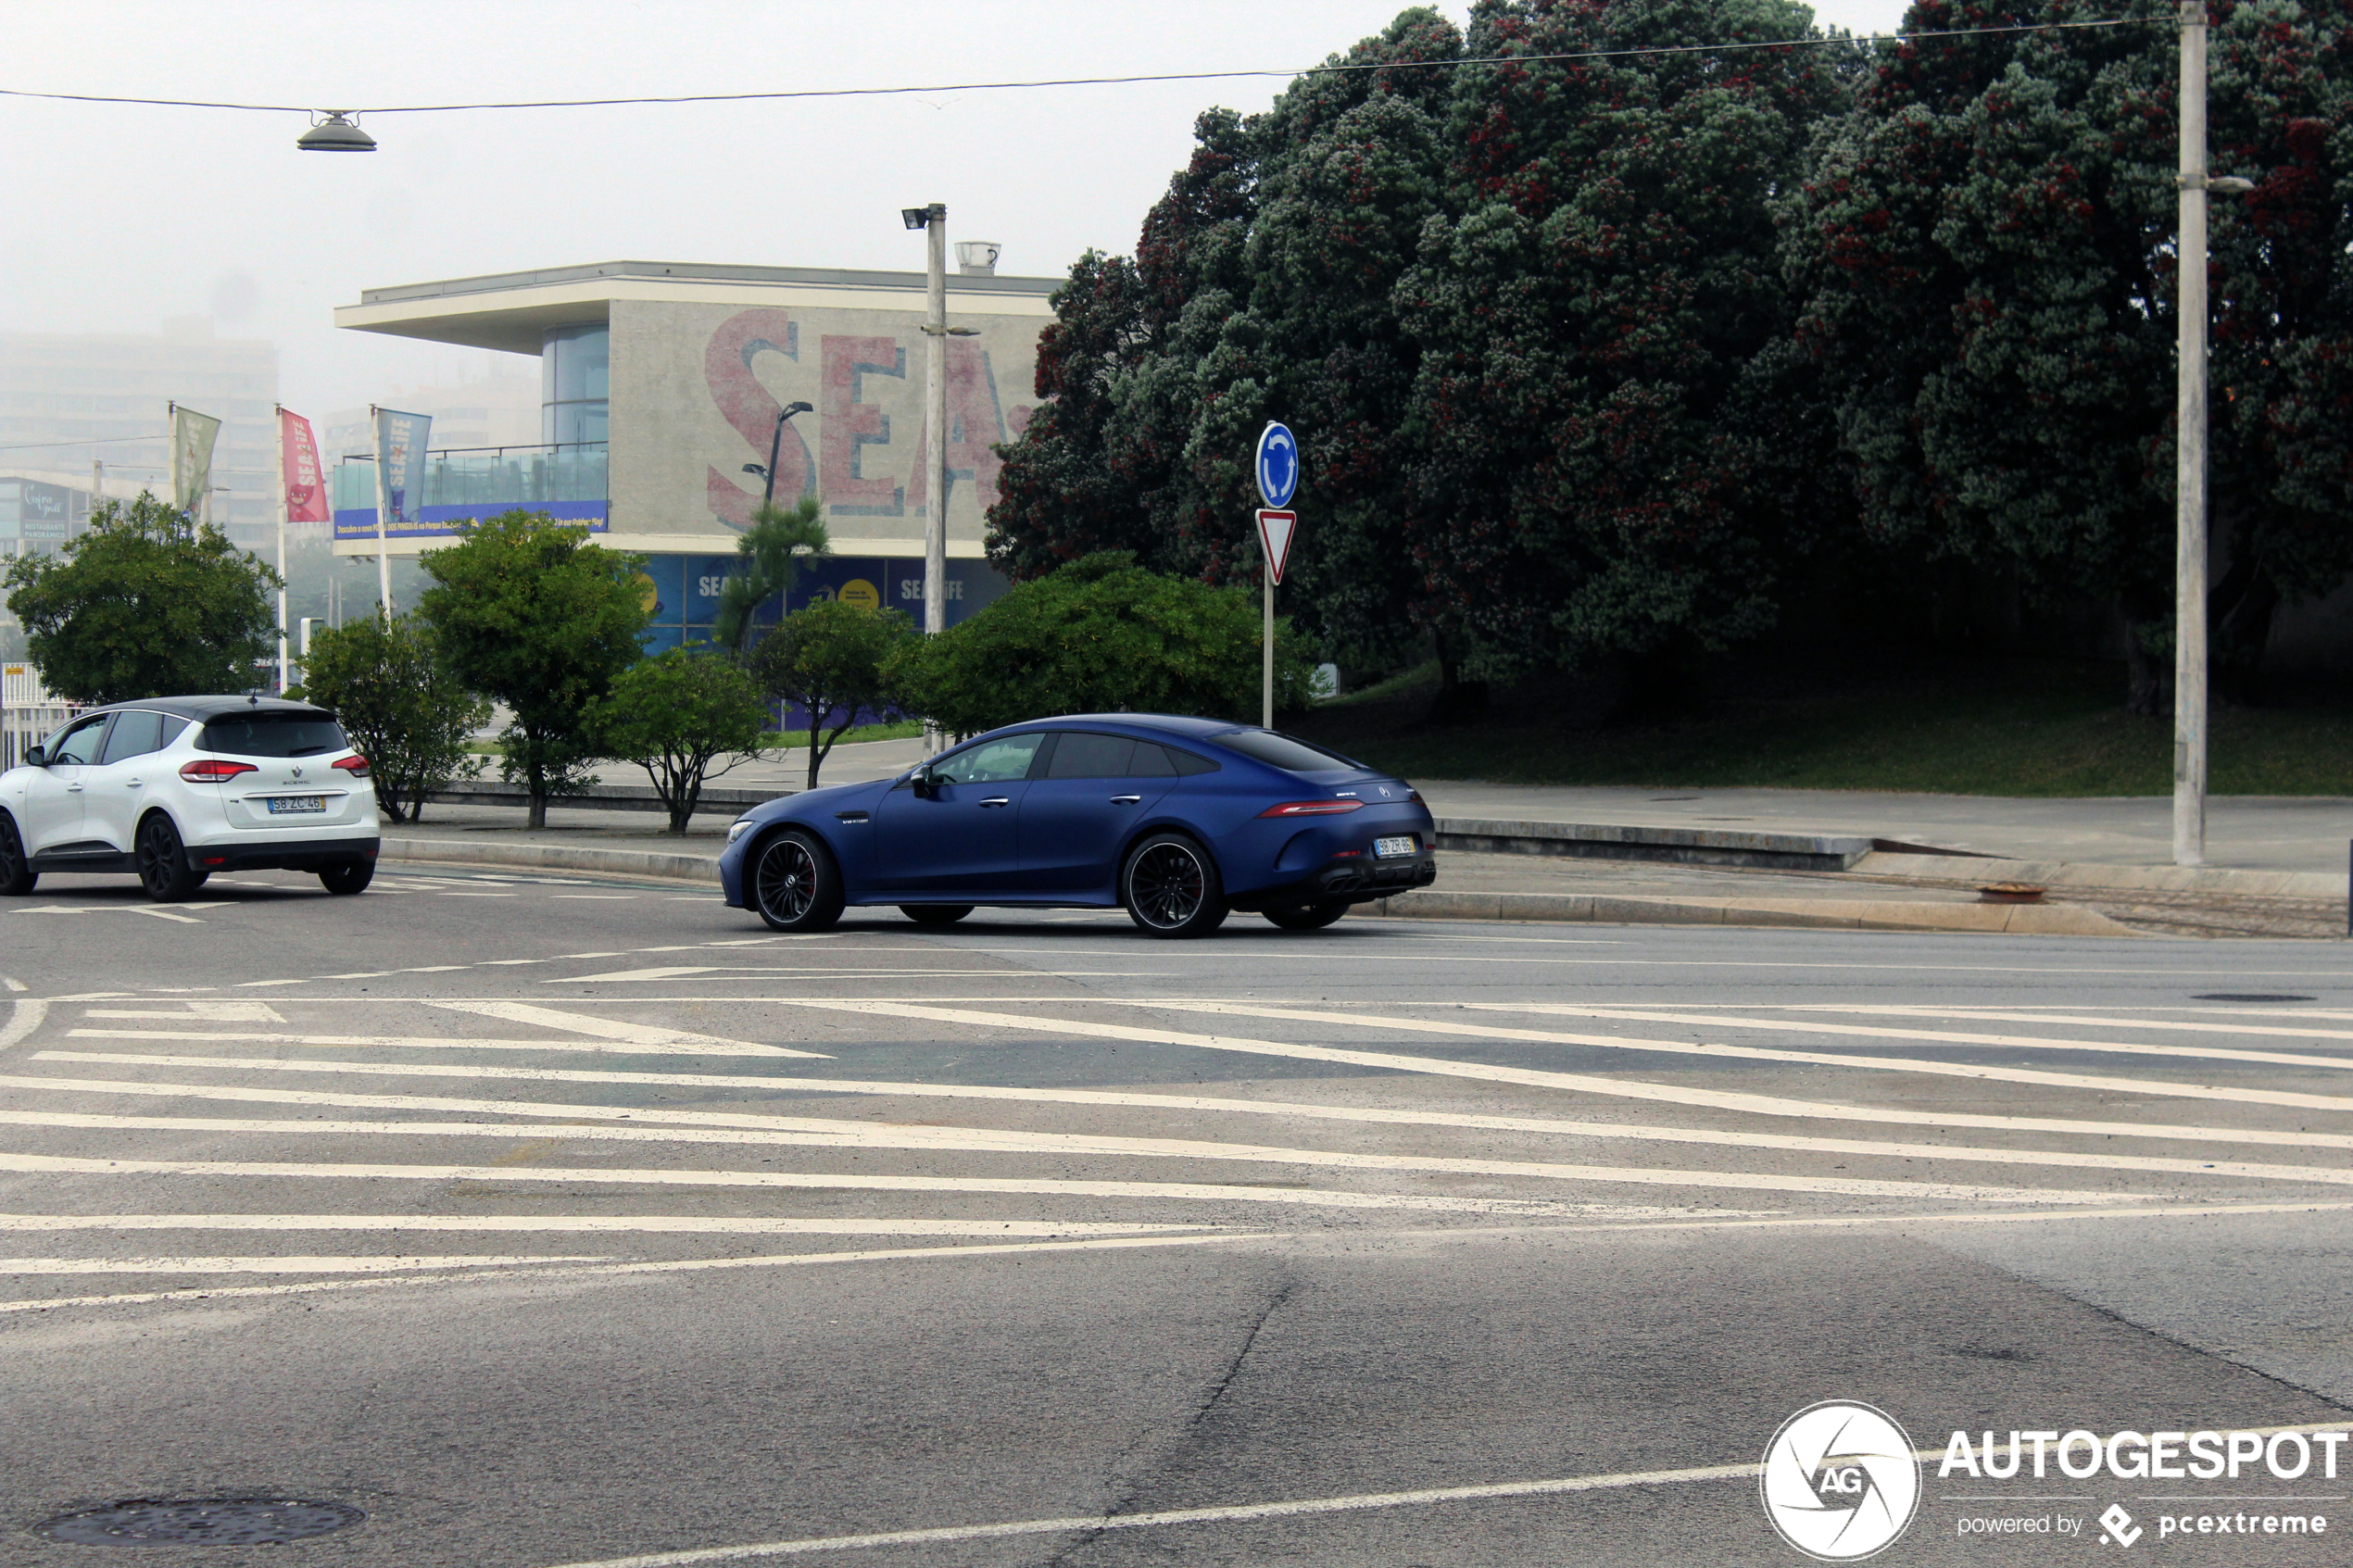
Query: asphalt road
3,861,2351,1567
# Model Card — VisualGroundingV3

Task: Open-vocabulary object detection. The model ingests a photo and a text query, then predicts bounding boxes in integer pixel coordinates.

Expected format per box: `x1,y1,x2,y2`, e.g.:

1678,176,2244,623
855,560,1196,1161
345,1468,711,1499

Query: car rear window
199,711,348,759
1208,730,1363,772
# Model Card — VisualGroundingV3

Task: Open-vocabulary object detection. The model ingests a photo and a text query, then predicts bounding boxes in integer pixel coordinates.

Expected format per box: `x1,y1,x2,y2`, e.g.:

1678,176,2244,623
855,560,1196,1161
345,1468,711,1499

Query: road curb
381,836,720,884
382,835,2140,935
1362,888,2144,936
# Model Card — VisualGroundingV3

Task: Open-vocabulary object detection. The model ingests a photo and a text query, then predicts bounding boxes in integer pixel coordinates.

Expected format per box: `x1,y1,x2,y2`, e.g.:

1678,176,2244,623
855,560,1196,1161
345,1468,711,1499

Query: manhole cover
36,1499,362,1547
2192,993,2316,1003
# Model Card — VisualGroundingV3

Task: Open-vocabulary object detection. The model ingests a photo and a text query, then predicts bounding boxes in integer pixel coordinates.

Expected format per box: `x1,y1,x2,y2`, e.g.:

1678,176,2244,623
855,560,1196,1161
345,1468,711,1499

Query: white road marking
50,1047,2353,1157
1486,1198,2353,1236
13,1065,2347,1190
86,1002,284,1022
554,968,1164,983
553,895,637,900
67,1030,822,1060
0,1108,2109,1202
0,1214,1215,1238
1490,1003,2353,1072
0,1232,1261,1316
13,904,217,923
1125,999,2353,1115
0,1254,604,1274
428,999,833,1058
0,999,49,1055
0,1152,1767,1217
1787,1003,2353,1043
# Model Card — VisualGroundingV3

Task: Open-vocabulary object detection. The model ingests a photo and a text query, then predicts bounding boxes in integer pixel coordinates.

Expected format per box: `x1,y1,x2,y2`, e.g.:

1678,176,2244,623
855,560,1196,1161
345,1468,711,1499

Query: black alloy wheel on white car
134,813,207,902
752,828,845,933
0,814,35,896
1122,833,1228,938
1263,899,1351,931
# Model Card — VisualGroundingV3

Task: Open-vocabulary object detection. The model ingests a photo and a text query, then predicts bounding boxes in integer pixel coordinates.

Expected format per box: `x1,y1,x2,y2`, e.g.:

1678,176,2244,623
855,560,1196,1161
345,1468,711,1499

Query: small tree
5,492,282,704
749,600,916,789
713,495,829,653
292,611,489,823
415,510,649,828
885,551,1313,737
590,647,772,834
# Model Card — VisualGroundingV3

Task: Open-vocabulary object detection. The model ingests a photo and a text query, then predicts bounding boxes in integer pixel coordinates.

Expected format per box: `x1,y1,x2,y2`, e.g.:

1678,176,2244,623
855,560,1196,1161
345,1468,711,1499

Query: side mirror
911,765,939,798
19,746,44,768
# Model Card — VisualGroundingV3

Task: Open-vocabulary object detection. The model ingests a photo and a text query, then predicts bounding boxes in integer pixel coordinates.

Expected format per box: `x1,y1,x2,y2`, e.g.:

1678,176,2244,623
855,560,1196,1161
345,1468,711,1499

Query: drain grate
36,1499,362,1547
2192,992,2317,1003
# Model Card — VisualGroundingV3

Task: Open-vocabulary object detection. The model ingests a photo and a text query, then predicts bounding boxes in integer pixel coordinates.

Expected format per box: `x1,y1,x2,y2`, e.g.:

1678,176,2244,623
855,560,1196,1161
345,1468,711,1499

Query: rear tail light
179,759,258,782
333,755,371,779
1257,799,1365,818
1406,789,1424,805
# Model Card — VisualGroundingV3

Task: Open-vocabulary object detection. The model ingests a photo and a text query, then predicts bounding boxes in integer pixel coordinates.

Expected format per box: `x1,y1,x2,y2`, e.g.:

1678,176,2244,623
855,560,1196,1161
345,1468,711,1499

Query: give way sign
1255,508,1298,584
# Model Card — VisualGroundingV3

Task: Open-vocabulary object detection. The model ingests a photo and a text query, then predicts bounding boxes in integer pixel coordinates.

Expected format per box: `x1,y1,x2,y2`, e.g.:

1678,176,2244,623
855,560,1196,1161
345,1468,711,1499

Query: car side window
1044,733,1133,779
1165,746,1218,775
45,715,109,767
98,710,165,765
934,734,1044,784
1125,743,1178,778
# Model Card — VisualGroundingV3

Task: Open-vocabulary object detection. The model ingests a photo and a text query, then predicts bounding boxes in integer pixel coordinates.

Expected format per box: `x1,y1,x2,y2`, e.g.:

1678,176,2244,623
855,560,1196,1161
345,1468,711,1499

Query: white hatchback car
0,696,382,901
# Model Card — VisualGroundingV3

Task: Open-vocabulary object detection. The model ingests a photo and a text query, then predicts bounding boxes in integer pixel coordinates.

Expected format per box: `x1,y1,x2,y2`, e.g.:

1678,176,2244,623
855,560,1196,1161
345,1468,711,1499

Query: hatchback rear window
1208,730,1363,772
199,712,348,759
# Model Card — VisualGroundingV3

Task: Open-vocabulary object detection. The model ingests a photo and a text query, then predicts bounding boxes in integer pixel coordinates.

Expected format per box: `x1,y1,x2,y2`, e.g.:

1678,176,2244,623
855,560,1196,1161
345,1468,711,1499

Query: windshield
1207,729,1365,772
198,711,348,759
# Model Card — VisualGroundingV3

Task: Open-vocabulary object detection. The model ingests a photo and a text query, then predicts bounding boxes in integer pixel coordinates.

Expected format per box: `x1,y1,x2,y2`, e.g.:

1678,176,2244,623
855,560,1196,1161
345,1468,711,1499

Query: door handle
1109,795,1142,805
126,778,143,787
977,797,1011,808
65,782,82,793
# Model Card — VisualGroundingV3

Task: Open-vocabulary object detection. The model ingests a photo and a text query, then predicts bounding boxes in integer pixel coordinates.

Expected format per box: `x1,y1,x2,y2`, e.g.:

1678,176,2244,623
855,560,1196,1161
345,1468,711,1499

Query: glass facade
541,324,609,447
332,442,608,539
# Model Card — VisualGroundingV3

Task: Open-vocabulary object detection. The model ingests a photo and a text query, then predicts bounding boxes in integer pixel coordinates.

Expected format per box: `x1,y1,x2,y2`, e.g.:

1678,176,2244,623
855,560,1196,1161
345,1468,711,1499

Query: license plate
1373,834,1417,859
266,797,326,814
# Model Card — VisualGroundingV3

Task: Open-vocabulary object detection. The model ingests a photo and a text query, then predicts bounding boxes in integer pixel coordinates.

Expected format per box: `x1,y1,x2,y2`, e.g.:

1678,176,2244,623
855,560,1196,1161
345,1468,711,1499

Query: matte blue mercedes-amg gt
717,715,1438,936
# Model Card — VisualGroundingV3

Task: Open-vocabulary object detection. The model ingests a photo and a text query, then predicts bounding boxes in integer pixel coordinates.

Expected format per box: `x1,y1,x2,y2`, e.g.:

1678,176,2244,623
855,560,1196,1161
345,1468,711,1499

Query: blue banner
372,408,433,531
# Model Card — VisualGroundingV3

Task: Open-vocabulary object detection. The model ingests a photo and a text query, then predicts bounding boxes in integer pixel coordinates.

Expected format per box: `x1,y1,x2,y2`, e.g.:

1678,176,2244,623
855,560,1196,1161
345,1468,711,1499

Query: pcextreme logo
1761,1401,1923,1562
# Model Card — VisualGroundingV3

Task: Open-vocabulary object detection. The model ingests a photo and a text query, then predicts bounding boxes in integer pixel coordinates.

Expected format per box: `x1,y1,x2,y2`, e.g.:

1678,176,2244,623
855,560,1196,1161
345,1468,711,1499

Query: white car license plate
266,797,326,814
1373,834,1417,859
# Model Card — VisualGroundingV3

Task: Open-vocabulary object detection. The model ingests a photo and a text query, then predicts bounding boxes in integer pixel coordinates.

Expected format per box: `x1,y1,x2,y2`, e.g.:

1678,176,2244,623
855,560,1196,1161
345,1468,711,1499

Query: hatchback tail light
333,755,371,779
1257,799,1365,818
180,759,258,782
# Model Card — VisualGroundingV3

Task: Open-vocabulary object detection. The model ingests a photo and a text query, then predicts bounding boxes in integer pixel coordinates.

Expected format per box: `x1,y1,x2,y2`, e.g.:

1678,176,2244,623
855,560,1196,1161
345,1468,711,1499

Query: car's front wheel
0,813,36,896
752,829,845,933
900,905,973,926
134,813,205,902
1264,899,1350,931
320,860,374,896
1123,833,1227,938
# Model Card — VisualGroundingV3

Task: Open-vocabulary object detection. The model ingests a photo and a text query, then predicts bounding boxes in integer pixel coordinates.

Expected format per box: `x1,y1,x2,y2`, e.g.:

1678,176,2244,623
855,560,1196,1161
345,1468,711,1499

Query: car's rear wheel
0,813,36,896
1264,899,1350,931
134,813,204,902
752,829,845,933
900,905,973,926
320,859,374,896
1123,833,1227,938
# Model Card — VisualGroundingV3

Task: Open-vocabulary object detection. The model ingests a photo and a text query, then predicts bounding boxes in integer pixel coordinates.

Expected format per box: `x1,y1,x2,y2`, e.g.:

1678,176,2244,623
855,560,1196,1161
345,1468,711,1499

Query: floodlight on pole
296,112,376,152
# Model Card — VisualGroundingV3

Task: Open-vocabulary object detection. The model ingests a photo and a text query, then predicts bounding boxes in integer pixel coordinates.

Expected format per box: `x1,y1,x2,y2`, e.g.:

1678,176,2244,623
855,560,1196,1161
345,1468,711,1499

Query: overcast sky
1,0,1908,418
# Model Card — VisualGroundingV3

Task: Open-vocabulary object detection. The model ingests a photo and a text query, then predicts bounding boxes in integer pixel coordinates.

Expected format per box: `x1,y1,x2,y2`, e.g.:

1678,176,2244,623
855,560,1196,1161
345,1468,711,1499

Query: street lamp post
739,400,814,509
2172,0,2254,867
903,202,978,759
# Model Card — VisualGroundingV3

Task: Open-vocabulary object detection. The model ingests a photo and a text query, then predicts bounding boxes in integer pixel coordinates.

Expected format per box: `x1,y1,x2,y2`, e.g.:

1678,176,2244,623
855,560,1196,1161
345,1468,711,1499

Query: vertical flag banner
373,408,432,530
279,409,330,524
169,404,221,515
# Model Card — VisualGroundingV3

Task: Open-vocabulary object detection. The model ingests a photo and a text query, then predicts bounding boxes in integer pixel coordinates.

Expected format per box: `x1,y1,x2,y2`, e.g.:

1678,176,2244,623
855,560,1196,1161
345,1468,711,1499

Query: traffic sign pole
1252,423,1301,731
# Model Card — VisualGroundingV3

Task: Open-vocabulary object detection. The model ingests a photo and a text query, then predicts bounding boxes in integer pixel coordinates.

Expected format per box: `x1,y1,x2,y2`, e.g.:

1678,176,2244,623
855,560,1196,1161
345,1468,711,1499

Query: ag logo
1760,1401,1921,1561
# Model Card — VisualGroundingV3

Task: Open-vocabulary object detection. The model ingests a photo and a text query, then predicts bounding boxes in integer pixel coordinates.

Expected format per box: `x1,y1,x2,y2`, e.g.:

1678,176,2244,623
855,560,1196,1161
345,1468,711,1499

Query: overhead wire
0,17,2167,119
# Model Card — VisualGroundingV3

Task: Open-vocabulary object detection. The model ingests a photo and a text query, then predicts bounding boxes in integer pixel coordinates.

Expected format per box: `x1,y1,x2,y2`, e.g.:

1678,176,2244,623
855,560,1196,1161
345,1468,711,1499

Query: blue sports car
717,715,1438,936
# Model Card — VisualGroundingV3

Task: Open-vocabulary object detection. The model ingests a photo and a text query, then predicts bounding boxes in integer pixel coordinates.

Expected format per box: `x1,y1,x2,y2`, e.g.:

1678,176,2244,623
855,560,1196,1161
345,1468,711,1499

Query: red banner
278,408,330,523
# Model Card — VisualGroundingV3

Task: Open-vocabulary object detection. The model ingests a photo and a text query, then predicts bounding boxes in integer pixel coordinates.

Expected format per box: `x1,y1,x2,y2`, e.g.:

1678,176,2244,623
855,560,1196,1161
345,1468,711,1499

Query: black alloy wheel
1264,899,1350,931
753,829,844,933
0,813,35,896
319,859,375,896
134,813,204,902
1123,834,1227,938
900,905,974,926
